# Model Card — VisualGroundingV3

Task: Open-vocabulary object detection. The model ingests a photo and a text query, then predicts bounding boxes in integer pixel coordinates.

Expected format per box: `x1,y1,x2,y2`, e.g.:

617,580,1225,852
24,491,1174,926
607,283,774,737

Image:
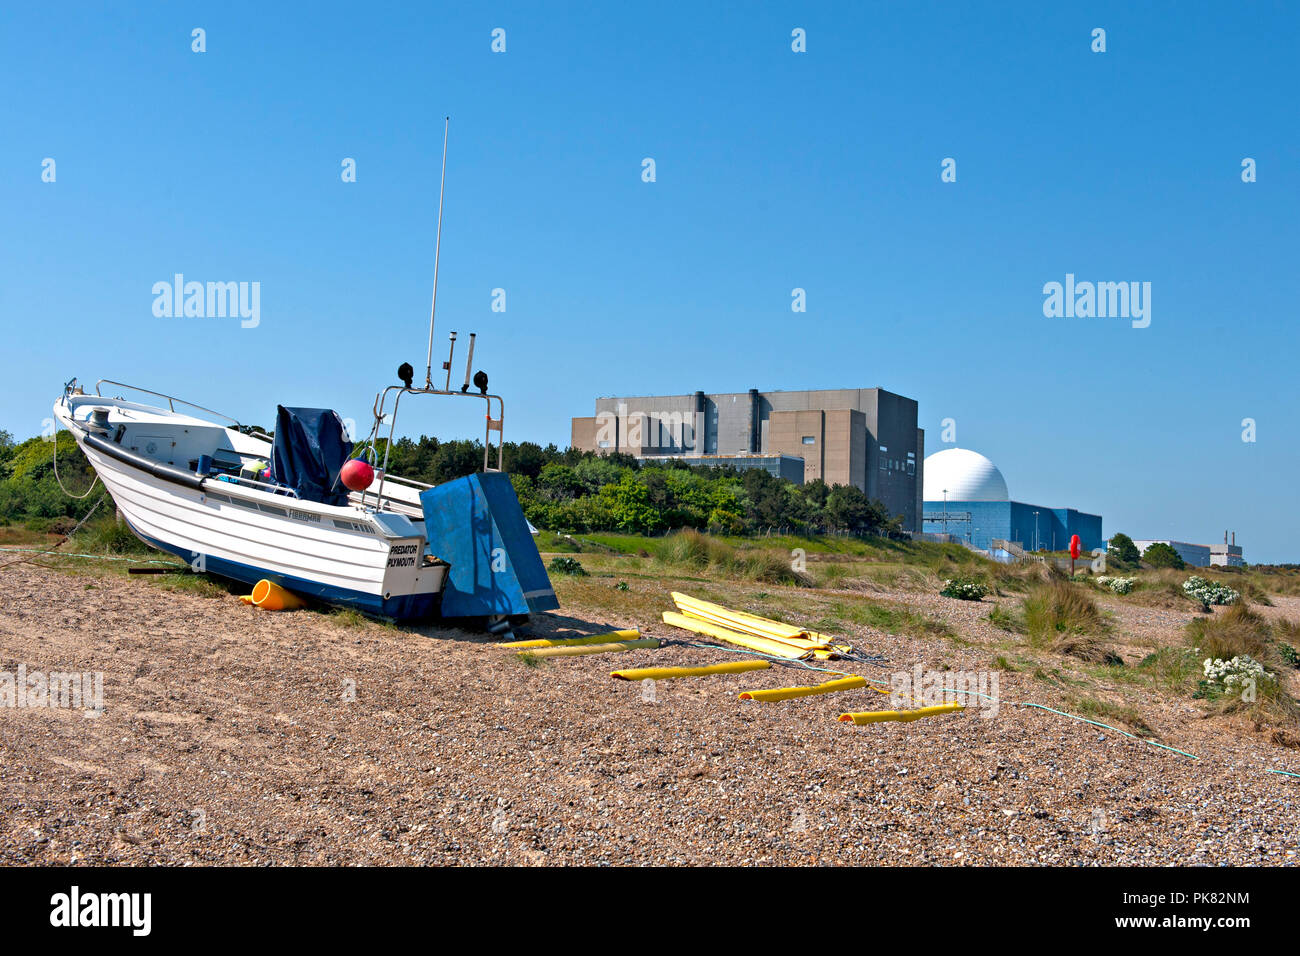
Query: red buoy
340,458,375,492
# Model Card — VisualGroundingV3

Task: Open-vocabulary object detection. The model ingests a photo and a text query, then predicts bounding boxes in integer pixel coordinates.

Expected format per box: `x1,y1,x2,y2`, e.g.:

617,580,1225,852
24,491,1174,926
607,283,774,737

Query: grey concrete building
570,387,924,530
1131,533,1245,568
1131,540,1212,568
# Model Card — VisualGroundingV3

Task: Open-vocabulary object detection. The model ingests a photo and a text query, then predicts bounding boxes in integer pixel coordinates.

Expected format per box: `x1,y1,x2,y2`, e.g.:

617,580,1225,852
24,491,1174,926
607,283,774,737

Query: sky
1,2,1297,560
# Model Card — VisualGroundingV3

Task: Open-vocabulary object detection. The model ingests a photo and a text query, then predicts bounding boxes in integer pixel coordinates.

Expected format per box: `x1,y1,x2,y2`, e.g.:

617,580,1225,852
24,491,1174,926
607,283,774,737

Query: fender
82,432,206,491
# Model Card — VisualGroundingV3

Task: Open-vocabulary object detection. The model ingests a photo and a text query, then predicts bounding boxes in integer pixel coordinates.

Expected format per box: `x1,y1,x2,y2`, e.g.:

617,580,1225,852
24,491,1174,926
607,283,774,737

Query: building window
598,440,610,448
801,436,815,445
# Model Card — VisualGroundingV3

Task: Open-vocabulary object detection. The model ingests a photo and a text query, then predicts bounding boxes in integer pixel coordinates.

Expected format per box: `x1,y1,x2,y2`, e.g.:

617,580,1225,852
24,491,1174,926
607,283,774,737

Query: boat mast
424,116,450,389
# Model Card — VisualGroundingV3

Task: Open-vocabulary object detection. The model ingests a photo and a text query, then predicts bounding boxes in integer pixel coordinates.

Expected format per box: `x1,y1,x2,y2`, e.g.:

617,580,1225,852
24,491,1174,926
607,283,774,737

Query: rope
0,546,179,566
2,422,116,573
846,648,1207,760
0,495,109,572
51,425,99,499
1016,701,1201,760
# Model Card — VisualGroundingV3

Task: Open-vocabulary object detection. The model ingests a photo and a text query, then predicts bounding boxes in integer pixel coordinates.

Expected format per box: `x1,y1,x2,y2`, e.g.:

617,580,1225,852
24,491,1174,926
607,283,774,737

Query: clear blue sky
2,2,1297,560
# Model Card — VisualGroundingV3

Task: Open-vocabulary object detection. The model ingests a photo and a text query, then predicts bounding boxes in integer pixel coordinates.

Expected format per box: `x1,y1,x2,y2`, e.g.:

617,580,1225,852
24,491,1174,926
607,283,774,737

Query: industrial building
570,387,924,530
1132,534,1244,567
921,448,1103,554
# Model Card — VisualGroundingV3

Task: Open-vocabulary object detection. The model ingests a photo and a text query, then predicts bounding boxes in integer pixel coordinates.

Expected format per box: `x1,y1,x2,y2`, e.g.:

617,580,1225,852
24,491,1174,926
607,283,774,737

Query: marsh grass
1187,603,1279,664
328,608,369,629
651,529,808,585
67,514,151,555
1017,580,1127,666
826,599,953,640
1133,647,1202,695
988,604,1024,633
1022,580,1104,646
146,571,237,599
1125,578,1189,610
814,562,852,589
1186,604,1300,725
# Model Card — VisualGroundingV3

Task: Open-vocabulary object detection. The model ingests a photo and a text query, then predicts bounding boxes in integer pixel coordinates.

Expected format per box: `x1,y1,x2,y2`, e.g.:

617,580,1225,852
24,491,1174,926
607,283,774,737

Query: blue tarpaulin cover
420,472,559,618
270,406,353,506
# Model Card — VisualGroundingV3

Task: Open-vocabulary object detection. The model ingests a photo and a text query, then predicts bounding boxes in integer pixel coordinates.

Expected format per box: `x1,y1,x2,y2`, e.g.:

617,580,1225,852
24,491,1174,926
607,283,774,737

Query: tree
506,441,549,479
1108,533,1140,566
825,484,895,536
537,463,584,500
0,429,15,478
739,468,791,529
597,472,664,534
1142,542,1185,570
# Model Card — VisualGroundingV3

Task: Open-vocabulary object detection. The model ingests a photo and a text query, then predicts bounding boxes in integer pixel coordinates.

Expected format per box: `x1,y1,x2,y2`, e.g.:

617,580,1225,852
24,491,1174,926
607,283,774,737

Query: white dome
923,448,1009,502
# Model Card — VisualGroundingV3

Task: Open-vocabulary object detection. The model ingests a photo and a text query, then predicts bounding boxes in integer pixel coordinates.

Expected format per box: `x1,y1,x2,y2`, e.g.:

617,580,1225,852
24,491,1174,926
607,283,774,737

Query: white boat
52,377,557,625
51,120,558,627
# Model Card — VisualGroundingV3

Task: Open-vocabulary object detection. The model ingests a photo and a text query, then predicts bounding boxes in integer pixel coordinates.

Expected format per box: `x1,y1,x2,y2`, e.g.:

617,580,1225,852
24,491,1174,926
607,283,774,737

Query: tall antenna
425,116,450,388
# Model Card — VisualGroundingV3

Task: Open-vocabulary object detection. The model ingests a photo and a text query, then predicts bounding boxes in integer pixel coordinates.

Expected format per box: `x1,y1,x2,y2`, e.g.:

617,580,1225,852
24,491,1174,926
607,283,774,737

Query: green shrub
1142,542,1185,569
548,556,587,576
1182,575,1239,608
940,575,989,601
1096,575,1134,595
1107,533,1140,566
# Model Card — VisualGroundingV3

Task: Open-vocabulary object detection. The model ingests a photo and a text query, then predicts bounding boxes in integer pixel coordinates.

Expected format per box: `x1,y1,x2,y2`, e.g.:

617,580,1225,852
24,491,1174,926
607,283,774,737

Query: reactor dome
923,448,1009,502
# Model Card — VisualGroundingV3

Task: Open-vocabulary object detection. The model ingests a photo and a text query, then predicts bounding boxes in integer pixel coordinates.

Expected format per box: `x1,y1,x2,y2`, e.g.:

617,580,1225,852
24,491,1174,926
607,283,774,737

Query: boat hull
62,417,445,621
127,522,441,620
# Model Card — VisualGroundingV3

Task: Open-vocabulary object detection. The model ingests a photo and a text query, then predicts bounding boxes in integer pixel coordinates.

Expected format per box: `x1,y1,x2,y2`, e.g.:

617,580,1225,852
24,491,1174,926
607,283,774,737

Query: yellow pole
611,660,771,681
739,675,866,702
521,638,659,659
838,703,965,724
501,629,639,649
662,611,809,659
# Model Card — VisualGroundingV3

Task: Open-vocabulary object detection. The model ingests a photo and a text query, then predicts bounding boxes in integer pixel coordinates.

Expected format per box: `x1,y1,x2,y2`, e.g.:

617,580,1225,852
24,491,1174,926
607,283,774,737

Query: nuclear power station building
570,387,924,531
921,448,1103,554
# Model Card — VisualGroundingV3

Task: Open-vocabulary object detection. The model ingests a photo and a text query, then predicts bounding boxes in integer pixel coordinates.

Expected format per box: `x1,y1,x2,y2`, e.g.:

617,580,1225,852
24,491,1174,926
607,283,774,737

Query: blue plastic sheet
270,406,353,505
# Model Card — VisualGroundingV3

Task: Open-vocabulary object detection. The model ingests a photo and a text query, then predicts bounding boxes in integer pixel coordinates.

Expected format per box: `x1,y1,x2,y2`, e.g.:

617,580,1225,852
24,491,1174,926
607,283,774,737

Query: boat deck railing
376,472,434,491
93,379,242,428
361,384,505,510
75,377,452,513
